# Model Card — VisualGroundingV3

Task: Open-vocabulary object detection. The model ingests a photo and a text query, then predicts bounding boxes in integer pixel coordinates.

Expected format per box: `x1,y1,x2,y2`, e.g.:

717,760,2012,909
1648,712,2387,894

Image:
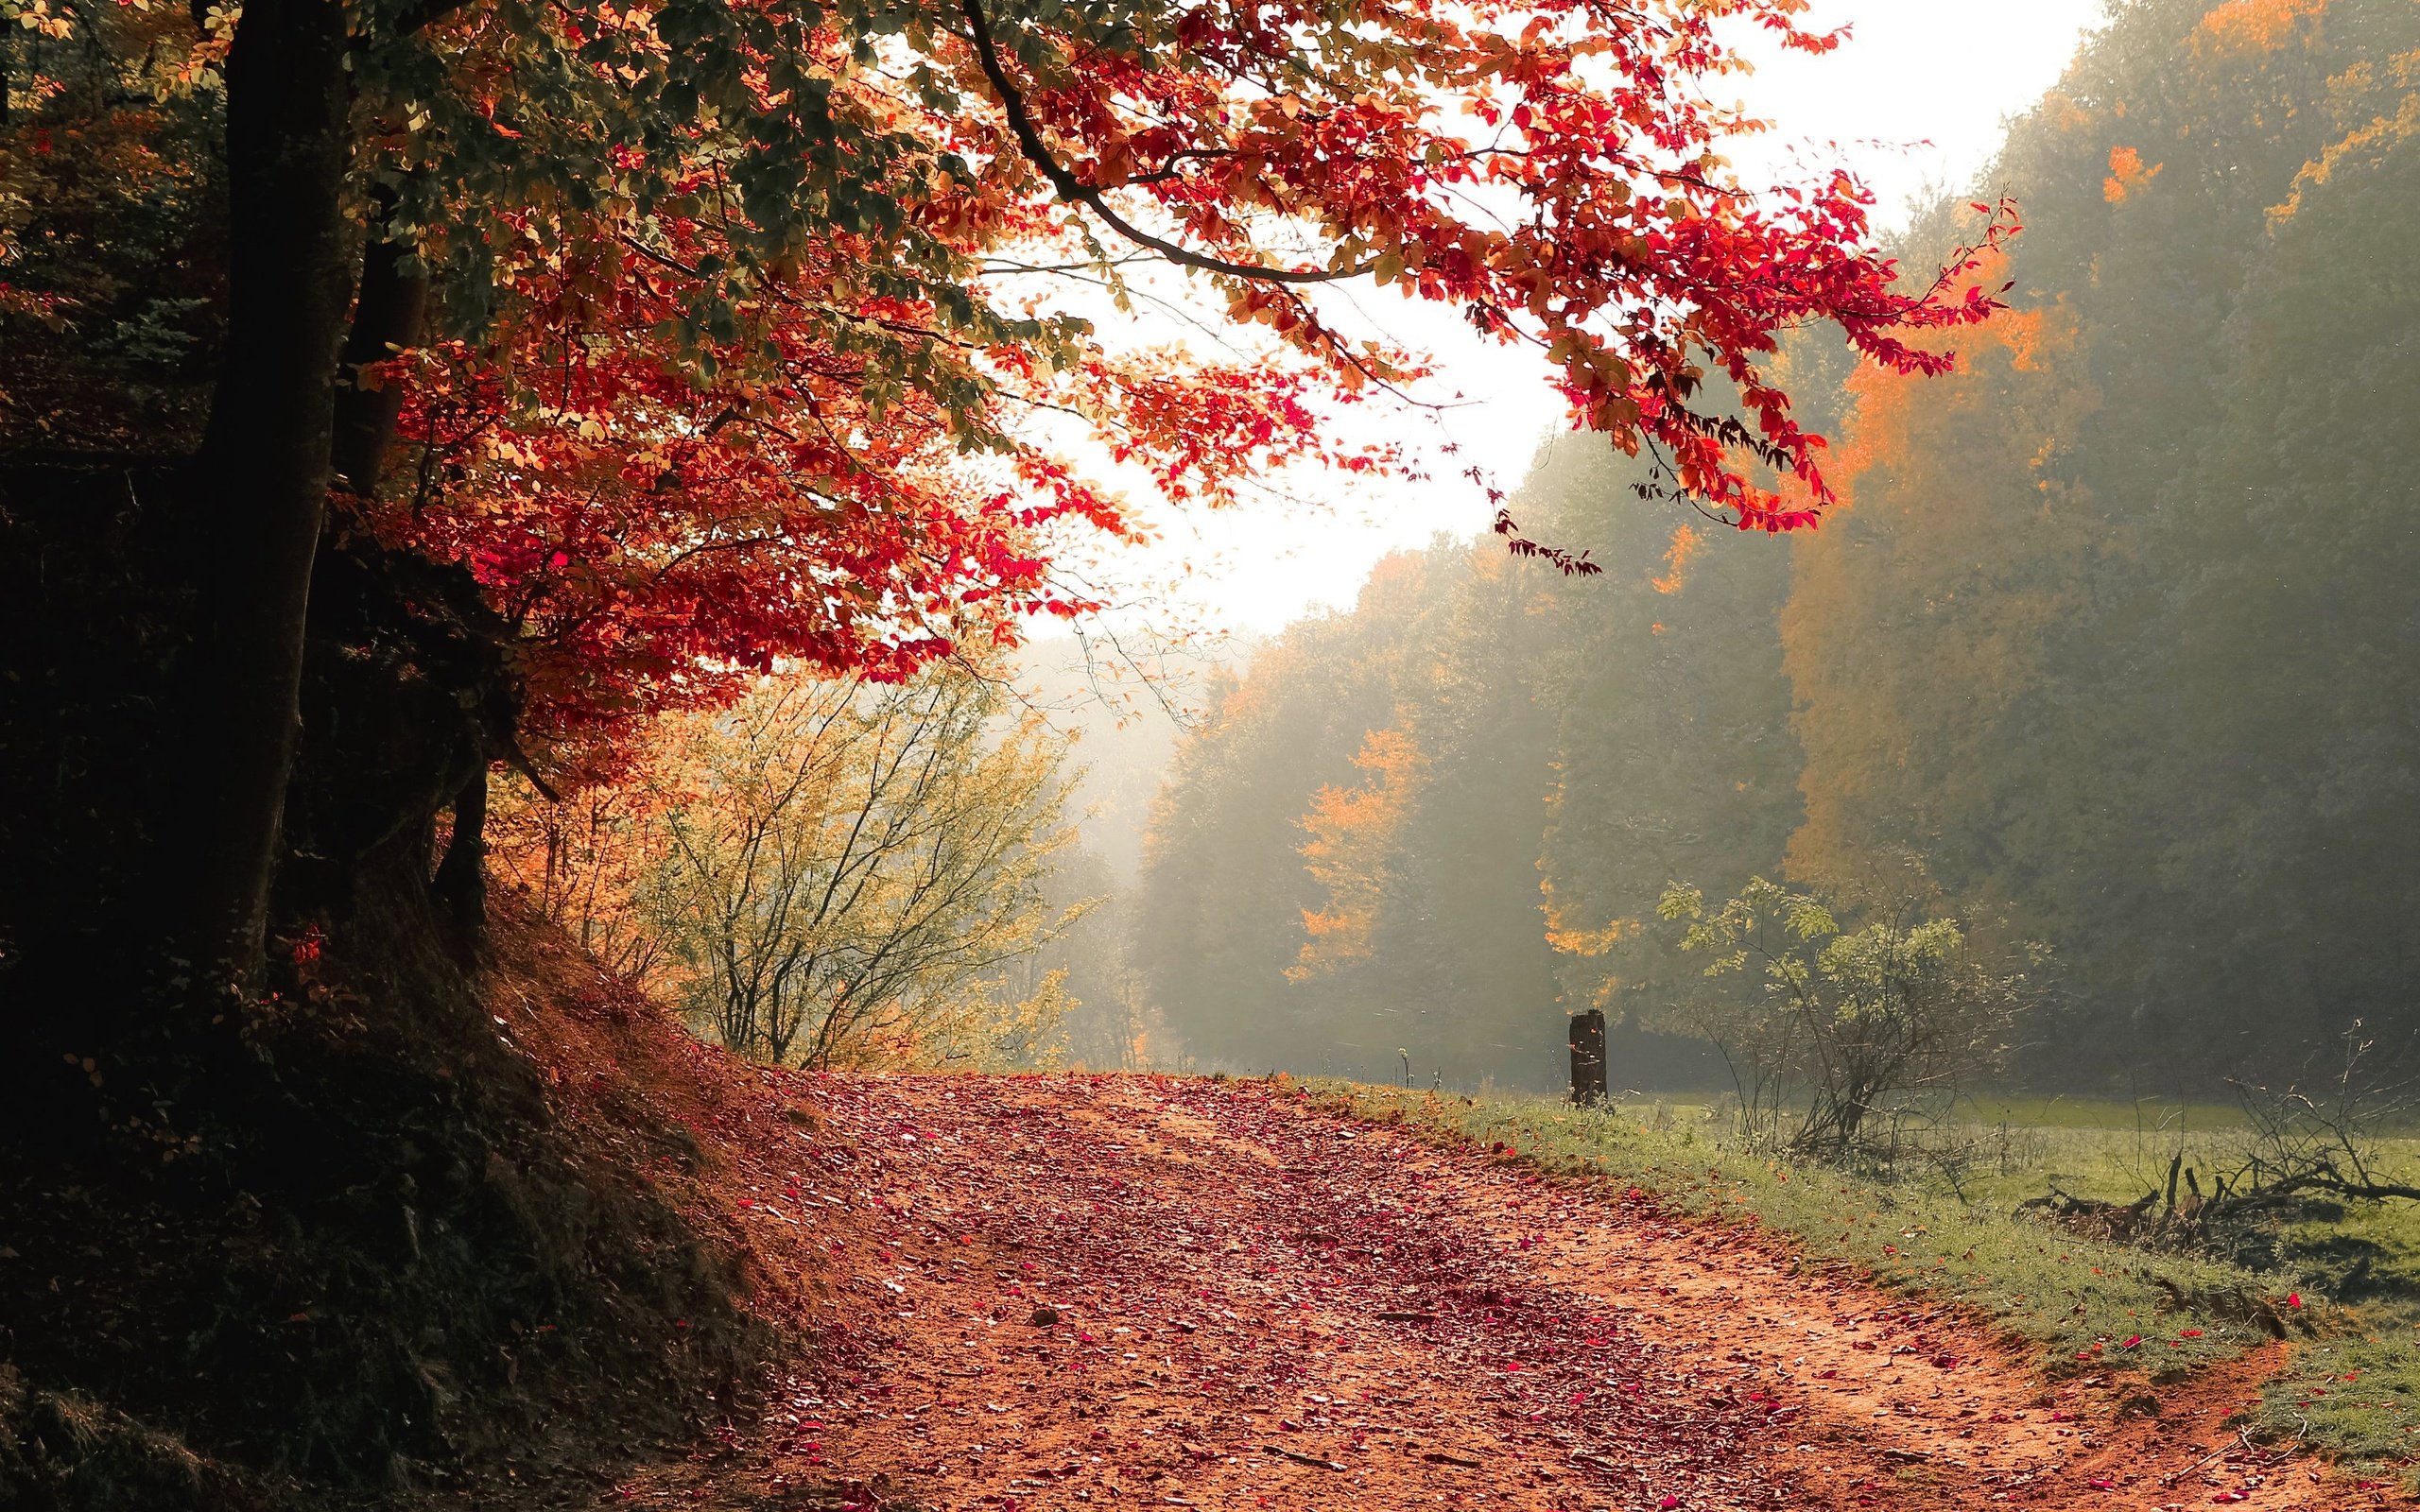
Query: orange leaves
2269,87,2420,224
1291,725,1428,979
2102,146,2165,204
1650,524,1703,596
2193,0,2330,57
1540,901,1641,962
1084,352,1394,508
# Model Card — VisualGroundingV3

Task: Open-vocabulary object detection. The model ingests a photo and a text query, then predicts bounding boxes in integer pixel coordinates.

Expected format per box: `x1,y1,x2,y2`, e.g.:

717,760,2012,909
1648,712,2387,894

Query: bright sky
1063,0,2109,644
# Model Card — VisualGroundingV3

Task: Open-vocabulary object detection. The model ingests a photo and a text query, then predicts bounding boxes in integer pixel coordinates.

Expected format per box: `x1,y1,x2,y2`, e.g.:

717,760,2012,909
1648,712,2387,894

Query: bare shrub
2222,1022,2420,1206
2015,1026,2420,1262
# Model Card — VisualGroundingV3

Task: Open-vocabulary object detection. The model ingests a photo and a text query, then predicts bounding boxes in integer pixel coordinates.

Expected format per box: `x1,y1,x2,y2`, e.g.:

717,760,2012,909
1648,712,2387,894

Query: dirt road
631,1074,2396,1511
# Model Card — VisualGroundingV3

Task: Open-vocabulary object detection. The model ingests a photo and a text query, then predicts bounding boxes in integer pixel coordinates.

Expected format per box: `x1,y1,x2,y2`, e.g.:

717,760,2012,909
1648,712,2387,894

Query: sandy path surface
626,1074,2403,1511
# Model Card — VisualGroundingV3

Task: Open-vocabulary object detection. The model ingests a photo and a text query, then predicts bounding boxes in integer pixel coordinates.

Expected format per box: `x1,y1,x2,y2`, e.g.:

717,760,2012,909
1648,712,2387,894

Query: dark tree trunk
175,0,356,991
431,766,489,927
1569,1009,1607,1107
330,190,431,496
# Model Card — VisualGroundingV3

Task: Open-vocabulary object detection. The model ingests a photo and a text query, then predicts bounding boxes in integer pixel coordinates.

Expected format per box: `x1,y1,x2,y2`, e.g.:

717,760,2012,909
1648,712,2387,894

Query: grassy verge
1300,1079,2420,1476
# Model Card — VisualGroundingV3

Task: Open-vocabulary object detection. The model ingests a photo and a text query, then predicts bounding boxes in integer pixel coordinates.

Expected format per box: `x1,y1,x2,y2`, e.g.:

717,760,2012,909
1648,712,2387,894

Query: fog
1048,0,2420,1095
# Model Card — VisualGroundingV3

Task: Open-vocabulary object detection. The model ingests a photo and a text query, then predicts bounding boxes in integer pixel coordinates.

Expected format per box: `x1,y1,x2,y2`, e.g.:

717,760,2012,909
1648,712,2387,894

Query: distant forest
1134,0,2420,1092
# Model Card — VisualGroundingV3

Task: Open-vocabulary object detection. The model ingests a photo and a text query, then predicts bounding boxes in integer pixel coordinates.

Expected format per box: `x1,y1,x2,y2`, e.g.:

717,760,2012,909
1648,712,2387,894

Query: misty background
1026,0,2420,1093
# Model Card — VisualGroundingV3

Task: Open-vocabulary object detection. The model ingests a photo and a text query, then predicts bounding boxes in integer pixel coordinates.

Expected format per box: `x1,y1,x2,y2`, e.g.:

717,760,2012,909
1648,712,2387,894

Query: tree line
1135,0,2420,1092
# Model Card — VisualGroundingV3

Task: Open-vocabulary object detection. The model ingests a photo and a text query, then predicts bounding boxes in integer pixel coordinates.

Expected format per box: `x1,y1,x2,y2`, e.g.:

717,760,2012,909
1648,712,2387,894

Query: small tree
1657,878,2035,1163
490,781,683,987
645,663,1085,1068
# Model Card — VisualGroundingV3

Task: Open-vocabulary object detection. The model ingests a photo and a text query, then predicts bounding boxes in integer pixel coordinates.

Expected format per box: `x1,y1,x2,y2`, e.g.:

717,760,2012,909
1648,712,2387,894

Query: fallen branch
1261,1444,1345,1471
2217,1169,2420,1209
2160,1427,2257,1488
2015,1186,2159,1241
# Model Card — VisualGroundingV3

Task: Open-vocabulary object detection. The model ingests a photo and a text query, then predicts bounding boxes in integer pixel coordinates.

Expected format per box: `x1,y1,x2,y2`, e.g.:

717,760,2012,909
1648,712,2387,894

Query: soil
618,1074,2410,1512
0,900,812,1511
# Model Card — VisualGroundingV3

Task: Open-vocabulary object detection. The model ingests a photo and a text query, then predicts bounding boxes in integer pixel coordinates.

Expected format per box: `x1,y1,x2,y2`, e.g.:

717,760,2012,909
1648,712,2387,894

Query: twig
957,0,1368,287
1261,1444,1345,1471
2160,1428,2257,1488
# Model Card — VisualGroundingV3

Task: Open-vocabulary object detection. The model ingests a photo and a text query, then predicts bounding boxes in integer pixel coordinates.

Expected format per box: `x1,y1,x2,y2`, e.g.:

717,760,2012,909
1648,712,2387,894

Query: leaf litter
617,1074,2409,1511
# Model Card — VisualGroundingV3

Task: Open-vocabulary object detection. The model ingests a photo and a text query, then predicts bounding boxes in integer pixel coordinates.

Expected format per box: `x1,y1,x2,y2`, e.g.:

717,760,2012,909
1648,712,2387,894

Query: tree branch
957,0,1369,287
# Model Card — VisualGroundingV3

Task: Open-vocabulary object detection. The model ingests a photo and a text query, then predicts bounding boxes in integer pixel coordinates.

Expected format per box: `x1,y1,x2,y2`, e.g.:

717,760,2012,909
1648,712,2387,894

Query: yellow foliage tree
496,662,1086,1068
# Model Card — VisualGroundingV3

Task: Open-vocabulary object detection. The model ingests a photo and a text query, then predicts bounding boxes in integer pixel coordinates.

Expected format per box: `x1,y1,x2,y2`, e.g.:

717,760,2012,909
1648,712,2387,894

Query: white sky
1056,0,2109,644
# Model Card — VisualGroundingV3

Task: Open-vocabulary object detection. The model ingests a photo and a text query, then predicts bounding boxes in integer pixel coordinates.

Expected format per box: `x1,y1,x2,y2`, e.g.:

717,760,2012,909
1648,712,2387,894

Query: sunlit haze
1091,0,2109,642
17,0,2420,1497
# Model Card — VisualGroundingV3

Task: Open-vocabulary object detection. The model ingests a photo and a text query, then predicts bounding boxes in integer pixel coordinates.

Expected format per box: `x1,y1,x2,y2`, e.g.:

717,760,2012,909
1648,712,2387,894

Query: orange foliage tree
1292,724,1428,978
1779,260,2106,921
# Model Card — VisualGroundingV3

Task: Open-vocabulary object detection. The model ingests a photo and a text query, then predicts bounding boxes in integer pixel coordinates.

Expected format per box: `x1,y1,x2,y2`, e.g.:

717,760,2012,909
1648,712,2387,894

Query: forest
3,0,2417,1507
1138,0,2420,1095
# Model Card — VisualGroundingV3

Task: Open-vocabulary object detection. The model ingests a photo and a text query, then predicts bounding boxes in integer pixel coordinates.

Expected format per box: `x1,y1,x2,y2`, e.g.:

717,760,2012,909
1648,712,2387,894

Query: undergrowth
0,890,806,1512
1303,1079,2420,1479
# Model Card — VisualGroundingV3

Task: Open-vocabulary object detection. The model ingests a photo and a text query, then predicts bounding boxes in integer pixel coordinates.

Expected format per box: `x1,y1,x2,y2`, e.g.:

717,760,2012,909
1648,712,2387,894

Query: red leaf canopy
343,0,2012,777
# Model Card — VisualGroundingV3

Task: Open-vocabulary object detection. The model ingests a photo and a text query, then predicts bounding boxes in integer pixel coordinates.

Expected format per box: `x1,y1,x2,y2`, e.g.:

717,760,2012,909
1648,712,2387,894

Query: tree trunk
175,0,355,991
331,189,431,496
1568,1009,1607,1108
431,766,489,928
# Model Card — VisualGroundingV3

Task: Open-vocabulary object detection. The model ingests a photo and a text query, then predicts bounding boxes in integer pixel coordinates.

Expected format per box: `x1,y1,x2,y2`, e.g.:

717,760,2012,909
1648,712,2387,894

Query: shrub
1657,877,2038,1164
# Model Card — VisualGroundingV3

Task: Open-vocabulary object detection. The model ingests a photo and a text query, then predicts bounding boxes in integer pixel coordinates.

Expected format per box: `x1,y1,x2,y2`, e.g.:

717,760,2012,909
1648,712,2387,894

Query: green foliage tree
1658,878,2034,1160
1521,437,1805,1042
1783,0,2420,1070
1134,552,1457,1077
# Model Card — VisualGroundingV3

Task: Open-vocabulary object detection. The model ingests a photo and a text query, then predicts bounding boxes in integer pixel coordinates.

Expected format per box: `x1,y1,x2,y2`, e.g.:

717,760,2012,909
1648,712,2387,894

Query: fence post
1569,1010,1607,1108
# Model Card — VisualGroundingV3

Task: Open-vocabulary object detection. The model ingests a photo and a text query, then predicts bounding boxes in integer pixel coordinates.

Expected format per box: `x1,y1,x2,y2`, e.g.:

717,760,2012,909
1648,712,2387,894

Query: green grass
1300,1079,2420,1478
1953,1092,2250,1133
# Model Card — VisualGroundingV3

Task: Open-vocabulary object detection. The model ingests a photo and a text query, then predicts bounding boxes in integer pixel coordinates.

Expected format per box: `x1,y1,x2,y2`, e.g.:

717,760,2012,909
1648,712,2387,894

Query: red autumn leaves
343,0,2010,785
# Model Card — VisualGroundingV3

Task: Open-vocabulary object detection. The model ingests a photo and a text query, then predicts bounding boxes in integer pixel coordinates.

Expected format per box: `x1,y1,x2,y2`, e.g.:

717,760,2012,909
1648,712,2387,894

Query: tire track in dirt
623,1074,2407,1512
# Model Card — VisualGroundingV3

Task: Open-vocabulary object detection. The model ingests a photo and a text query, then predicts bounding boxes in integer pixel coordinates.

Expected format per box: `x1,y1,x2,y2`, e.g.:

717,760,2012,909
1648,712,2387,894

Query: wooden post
1569,1010,1607,1108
